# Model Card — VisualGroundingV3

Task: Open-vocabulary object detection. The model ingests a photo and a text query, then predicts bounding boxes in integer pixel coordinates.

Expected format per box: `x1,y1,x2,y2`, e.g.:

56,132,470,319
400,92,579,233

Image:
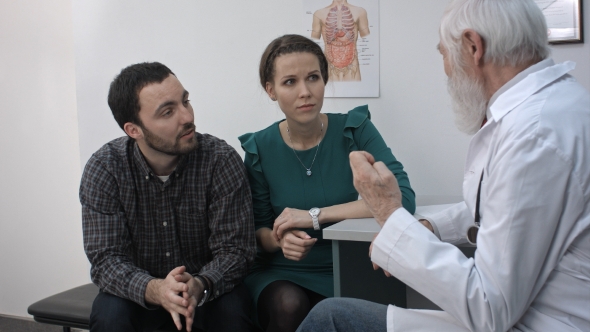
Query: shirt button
215,290,219,296
145,175,149,180
176,174,179,177
165,252,170,257
163,222,167,226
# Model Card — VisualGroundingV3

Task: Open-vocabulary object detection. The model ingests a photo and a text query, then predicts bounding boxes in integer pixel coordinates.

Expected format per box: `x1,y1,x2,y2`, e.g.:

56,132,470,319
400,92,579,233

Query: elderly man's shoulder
500,76,589,137
542,76,590,117
534,76,589,136
494,76,590,182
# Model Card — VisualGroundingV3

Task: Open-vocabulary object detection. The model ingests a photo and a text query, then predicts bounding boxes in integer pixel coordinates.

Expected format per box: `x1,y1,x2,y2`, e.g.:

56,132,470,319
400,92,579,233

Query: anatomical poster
303,0,380,97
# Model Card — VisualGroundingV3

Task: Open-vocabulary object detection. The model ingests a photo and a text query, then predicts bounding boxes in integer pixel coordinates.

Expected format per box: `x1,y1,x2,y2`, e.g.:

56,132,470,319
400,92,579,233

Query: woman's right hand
273,207,314,241
278,230,317,261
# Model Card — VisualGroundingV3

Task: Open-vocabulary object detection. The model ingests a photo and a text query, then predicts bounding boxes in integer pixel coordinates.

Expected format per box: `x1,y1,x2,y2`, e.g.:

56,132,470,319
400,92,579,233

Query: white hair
440,0,550,68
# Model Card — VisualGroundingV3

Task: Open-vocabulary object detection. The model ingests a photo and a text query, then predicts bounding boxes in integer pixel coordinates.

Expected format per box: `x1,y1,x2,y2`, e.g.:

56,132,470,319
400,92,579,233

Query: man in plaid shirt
80,62,256,332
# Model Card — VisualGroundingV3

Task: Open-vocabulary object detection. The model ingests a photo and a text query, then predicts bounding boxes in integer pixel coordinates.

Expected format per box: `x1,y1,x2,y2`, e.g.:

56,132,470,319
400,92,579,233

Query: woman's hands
278,230,317,261
272,207,314,241
267,208,318,261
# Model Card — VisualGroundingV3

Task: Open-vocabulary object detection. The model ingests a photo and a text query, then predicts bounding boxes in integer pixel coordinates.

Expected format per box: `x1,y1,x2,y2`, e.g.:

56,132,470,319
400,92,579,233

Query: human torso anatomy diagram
312,2,370,81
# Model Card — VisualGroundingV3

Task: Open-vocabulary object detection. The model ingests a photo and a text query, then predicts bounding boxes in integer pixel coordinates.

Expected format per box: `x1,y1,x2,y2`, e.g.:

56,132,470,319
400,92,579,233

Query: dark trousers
89,283,254,332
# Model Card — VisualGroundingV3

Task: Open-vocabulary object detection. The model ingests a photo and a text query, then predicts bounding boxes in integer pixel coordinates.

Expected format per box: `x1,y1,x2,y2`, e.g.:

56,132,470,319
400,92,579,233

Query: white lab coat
372,59,590,332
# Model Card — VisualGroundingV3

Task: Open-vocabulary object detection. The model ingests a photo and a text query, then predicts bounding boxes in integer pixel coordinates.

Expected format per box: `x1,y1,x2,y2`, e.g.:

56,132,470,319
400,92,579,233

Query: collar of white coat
486,58,576,122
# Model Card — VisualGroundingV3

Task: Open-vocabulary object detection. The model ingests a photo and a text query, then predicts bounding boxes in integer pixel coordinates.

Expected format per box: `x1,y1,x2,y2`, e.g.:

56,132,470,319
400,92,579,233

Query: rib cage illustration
324,5,358,77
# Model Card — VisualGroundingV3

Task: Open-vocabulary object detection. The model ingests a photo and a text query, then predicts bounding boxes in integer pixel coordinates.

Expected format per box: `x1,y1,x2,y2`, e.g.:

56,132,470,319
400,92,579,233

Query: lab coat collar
487,59,575,122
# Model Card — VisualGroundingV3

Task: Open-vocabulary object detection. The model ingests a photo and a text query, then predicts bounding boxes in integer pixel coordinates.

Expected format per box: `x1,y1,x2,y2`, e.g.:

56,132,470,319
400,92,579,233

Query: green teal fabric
238,105,415,309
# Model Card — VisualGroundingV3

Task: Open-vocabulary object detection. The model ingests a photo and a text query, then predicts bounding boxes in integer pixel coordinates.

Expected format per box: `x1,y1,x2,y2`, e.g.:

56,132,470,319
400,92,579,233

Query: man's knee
297,298,360,332
299,298,341,329
209,283,251,316
201,283,253,331
90,291,142,332
313,298,347,317
299,298,387,332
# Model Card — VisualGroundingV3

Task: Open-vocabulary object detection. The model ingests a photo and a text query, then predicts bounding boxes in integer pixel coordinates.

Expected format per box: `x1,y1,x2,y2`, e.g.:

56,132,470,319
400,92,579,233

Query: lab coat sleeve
419,201,473,244
372,135,578,332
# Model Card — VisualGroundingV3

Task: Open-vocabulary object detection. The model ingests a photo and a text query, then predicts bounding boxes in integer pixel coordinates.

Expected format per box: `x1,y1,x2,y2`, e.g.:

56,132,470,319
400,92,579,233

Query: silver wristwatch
309,207,321,230
197,289,209,307
195,275,210,307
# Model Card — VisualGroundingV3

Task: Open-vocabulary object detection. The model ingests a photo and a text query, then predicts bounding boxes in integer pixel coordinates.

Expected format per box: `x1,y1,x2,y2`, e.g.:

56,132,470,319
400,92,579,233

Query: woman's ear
265,82,277,101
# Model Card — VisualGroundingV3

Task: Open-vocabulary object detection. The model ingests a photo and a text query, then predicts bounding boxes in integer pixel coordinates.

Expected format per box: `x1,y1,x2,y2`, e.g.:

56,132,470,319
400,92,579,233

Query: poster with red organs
303,0,380,97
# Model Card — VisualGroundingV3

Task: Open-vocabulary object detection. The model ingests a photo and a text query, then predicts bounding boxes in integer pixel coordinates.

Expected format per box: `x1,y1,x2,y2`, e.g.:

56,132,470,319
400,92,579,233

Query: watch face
310,208,320,216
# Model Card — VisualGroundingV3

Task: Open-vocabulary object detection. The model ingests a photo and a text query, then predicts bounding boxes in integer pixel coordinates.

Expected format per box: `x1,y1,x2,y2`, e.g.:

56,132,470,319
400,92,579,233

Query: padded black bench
28,283,98,331
27,283,182,332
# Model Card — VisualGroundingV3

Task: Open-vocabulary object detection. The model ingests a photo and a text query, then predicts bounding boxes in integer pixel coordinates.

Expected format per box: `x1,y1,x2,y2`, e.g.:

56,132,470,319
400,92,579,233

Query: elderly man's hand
369,233,392,277
349,151,403,227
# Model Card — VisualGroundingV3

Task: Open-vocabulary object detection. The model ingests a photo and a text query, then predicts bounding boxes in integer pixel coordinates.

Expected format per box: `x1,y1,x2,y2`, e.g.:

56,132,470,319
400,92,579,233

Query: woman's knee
269,283,310,317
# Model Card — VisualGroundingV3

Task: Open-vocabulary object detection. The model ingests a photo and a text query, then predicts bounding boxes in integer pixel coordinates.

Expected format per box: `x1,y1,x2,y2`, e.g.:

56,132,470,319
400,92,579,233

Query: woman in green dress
239,34,415,332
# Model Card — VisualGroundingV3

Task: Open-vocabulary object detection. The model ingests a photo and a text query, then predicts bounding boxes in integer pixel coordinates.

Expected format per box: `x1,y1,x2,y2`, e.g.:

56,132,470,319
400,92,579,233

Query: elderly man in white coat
297,0,590,331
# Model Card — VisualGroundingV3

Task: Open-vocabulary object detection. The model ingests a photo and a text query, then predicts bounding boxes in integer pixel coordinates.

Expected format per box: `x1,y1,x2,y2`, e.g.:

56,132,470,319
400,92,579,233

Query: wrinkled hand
173,272,204,331
350,151,402,226
278,230,317,261
369,233,391,277
146,266,191,331
273,208,313,241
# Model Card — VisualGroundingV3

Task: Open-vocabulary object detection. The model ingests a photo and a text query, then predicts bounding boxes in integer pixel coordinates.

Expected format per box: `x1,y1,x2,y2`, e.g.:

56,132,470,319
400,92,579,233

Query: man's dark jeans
89,283,254,332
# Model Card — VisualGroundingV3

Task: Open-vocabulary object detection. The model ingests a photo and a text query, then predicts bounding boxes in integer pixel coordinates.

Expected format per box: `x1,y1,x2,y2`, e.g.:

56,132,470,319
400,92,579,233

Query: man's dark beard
141,123,198,156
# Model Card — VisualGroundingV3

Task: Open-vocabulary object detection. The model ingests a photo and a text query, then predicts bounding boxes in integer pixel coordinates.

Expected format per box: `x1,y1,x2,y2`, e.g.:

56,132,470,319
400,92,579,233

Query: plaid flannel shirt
80,134,255,308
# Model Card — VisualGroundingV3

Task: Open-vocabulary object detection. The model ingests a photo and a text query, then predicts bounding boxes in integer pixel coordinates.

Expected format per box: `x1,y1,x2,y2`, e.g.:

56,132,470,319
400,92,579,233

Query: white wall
1,0,588,318
551,9,590,91
0,0,89,318
72,0,590,202
72,0,466,200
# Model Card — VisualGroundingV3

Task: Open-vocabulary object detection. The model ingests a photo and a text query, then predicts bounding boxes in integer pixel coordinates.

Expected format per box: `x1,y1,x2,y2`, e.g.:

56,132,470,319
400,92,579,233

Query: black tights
257,280,326,332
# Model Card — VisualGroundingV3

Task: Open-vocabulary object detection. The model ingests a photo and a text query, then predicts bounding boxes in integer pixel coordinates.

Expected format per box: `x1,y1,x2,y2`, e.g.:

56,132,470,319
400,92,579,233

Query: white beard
447,66,488,135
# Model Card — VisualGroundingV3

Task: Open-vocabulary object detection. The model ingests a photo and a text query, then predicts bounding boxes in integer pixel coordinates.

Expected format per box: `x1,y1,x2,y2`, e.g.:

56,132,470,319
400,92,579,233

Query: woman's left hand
273,207,314,241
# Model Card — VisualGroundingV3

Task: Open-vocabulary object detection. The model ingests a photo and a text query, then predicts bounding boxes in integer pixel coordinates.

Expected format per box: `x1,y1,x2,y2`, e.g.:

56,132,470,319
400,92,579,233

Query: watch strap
194,275,210,307
309,208,321,230
312,215,320,230
197,289,209,307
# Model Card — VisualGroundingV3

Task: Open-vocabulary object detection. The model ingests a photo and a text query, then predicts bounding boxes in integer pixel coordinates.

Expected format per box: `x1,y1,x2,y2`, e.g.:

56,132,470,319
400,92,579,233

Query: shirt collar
132,141,188,178
487,58,576,122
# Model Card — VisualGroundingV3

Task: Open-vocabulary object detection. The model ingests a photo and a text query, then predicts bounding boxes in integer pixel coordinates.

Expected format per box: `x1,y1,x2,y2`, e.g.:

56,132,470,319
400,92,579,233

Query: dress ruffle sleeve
343,104,371,151
238,132,261,173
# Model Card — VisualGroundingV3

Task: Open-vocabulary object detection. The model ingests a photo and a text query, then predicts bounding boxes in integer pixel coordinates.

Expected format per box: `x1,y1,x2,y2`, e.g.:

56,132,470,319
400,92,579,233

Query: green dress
238,105,415,309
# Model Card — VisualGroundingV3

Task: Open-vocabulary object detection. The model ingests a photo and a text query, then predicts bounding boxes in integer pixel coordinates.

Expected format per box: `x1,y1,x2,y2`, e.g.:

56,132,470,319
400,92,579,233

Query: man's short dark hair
108,62,175,130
